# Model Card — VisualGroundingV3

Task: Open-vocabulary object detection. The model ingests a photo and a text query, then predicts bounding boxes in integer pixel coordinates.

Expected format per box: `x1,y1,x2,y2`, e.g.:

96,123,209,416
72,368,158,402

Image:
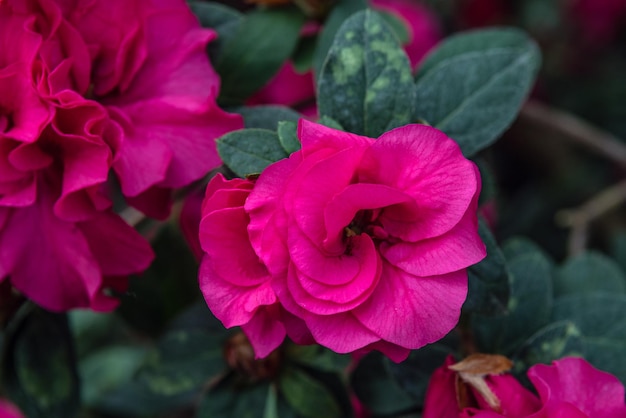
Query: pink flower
248,0,440,111
0,0,154,311
569,0,626,45
0,399,24,418
199,120,484,360
423,356,626,418
67,0,243,218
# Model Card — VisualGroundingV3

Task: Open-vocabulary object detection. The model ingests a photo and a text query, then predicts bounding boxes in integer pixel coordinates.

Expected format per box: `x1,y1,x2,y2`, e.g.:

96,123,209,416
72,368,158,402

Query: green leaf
464,219,510,315
375,10,410,45
414,28,541,156
217,129,289,177
350,352,416,416
292,35,318,74
236,105,302,130
502,236,554,263
279,367,341,418
79,346,147,407
385,344,455,408
189,2,243,63
285,344,351,373
473,251,553,354
317,115,345,130
511,321,585,384
198,381,271,418
555,252,626,297
216,7,307,105
551,293,626,383
312,0,367,78
277,121,301,154
2,305,80,418
317,9,414,137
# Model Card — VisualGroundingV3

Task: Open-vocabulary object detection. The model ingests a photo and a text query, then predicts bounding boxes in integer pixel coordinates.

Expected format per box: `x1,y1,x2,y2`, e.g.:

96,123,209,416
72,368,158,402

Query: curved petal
297,119,372,156
241,304,287,359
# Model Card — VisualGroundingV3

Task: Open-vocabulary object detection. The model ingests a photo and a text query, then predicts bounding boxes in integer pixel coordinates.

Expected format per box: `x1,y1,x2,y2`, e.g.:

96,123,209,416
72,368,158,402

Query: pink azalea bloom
0,0,154,311
0,399,24,418
248,0,440,111
68,0,243,218
423,356,626,418
200,120,484,360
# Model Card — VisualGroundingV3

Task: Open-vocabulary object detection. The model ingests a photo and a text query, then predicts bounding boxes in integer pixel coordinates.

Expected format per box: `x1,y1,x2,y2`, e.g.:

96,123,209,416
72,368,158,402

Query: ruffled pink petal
304,311,382,354
297,119,373,156
528,357,626,418
199,256,276,328
241,304,287,359
380,194,485,276
354,264,467,349
359,340,410,363
360,124,480,242
200,207,270,287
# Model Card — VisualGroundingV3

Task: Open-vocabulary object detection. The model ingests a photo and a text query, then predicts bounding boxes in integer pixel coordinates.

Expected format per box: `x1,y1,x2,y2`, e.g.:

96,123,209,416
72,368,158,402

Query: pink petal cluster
247,0,441,112
0,0,242,311
424,356,626,418
199,120,485,360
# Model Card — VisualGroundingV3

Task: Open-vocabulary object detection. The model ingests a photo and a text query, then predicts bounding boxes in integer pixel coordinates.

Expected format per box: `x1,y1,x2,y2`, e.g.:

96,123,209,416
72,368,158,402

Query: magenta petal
380,195,485,276
360,124,480,242
475,374,540,417
241,305,287,359
528,357,626,418
423,356,461,418
303,311,381,354
297,119,373,156
199,257,276,328
360,340,410,363
354,264,467,349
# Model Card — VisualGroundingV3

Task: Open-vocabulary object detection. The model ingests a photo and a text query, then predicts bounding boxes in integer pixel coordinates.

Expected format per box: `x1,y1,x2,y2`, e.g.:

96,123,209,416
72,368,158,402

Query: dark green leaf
464,219,510,315
198,381,270,418
292,35,318,74
216,7,307,105
69,310,129,357
502,236,554,263
351,352,416,416
512,321,585,378
317,9,414,137
414,28,541,156
236,105,302,130
386,344,455,408
285,344,351,373
375,10,410,45
277,121,301,154
555,252,626,297
217,129,289,177
279,367,341,418
189,1,242,63
79,346,147,407
2,305,80,418
317,115,345,130
473,251,553,354
312,0,367,78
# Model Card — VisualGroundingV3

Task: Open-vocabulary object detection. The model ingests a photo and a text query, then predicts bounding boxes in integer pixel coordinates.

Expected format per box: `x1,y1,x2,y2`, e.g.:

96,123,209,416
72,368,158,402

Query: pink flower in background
68,0,243,218
570,0,626,45
200,120,484,360
248,0,440,111
423,356,626,418
0,399,24,418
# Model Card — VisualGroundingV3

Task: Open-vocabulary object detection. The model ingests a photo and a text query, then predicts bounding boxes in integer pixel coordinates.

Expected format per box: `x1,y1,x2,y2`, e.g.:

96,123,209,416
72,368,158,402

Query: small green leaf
350,352,416,415
464,219,510,315
277,121,301,154
216,7,307,105
473,251,553,354
2,305,80,418
217,129,289,177
312,0,367,78
189,2,242,63
555,252,626,297
236,105,302,130
279,367,341,418
414,28,541,156
317,9,414,137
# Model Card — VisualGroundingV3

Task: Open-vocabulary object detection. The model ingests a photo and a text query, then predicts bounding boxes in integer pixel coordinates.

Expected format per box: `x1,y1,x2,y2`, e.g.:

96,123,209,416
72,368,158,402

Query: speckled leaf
312,0,367,78
217,129,289,177
279,367,341,418
464,219,510,315
351,352,417,416
555,251,626,297
2,305,80,418
512,321,585,384
236,105,302,130
473,251,553,354
216,7,307,105
414,28,541,156
317,9,414,137
277,121,301,154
